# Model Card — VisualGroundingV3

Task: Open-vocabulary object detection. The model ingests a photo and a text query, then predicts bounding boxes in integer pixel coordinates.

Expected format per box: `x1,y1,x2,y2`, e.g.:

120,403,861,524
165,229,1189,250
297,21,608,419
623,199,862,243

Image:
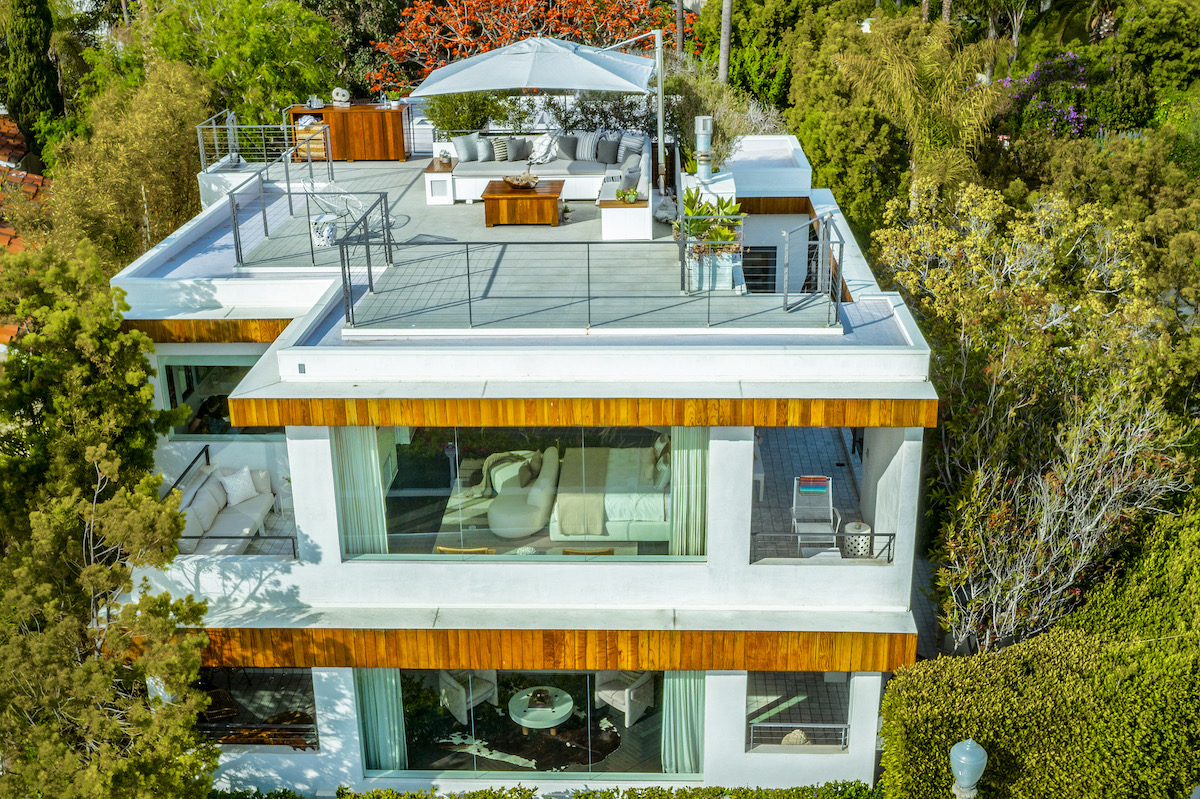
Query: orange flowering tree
367,0,693,92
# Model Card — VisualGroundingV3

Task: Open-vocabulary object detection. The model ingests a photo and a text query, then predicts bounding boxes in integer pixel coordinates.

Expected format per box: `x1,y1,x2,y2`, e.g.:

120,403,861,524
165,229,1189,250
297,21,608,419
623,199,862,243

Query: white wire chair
300,177,366,226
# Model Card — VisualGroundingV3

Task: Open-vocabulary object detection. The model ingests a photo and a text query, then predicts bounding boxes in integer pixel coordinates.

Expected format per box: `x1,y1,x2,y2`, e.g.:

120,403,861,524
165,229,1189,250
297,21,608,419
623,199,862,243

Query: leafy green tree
695,0,802,109
836,21,1007,184
875,181,1190,650
47,61,210,267
298,0,404,95
3,0,64,152
785,6,912,232
0,244,216,798
136,0,338,124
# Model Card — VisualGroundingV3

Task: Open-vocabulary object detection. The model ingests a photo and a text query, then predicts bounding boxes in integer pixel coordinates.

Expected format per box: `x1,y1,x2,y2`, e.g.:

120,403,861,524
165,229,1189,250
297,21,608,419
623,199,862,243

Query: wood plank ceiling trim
199,628,918,673
228,397,939,429
738,196,816,216
122,318,293,344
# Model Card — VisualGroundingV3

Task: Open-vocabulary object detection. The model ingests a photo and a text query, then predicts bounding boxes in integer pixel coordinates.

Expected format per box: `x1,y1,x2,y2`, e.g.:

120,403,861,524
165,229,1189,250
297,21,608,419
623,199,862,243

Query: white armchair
438,669,498,725
594,670,655,728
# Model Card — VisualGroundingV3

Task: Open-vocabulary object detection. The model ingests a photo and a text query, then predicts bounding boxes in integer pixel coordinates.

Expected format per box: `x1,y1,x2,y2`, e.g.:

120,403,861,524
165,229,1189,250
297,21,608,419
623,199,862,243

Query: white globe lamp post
950,739,987,798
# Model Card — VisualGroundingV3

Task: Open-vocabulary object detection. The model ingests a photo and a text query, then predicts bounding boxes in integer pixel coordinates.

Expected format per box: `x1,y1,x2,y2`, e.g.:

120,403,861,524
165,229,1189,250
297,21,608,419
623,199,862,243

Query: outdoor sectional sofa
441,130,653,209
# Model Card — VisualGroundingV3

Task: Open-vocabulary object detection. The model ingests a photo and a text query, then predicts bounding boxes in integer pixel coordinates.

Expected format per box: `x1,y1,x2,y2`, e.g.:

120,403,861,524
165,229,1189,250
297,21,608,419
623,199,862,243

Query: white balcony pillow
220,466,259,506
250,469,272,495
188,491,221,533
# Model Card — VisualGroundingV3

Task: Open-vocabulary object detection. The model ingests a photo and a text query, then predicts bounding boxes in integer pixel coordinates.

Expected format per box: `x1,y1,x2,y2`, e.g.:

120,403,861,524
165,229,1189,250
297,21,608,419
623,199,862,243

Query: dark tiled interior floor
746,671,850,747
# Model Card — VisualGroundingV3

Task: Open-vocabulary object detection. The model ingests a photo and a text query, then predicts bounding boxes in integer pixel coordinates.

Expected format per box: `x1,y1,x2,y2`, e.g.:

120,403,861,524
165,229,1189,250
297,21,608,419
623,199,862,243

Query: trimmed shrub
880,494,1200,798
218,785,880,799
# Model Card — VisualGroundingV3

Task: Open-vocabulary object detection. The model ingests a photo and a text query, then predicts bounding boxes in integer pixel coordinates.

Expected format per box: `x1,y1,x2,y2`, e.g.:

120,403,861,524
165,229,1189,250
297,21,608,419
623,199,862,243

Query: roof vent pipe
695,116,713,181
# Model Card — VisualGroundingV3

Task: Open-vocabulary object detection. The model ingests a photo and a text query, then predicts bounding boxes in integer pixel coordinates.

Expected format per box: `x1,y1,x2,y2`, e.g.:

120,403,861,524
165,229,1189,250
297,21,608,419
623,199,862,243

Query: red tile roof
0,116,28,168
0,117,50,253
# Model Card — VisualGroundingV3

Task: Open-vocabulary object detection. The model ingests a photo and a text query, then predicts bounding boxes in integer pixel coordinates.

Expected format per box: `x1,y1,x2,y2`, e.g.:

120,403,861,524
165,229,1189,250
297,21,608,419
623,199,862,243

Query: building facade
115,126,934,794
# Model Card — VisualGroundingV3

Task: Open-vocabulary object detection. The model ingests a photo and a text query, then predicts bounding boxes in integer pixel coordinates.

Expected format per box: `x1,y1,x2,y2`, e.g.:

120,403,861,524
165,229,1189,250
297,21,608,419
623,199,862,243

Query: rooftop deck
121,159,869,337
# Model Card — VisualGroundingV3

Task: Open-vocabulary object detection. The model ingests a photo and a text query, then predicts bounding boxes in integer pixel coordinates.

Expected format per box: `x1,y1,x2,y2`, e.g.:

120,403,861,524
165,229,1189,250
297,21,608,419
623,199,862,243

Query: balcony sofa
441,130,652,217
176,464,276,555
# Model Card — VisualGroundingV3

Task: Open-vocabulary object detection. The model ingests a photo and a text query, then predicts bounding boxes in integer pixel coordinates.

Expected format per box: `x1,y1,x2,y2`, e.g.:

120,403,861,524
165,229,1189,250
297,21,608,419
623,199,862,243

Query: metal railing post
197,125,207,172
229,194,243,265
325,128,334,181
464,244,473,328
586,243,592,328
257,173,269,239
783,230,790,310
283,154,293,216
340,244,355,326
364,221,374,293
306,195,315,265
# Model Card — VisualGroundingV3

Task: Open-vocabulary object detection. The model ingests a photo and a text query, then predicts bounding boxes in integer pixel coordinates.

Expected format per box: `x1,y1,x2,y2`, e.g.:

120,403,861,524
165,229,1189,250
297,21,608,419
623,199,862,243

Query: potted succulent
438,149,452,165
561,203,573,223
386,90,404,110
675,187,743,292
616,187,639,204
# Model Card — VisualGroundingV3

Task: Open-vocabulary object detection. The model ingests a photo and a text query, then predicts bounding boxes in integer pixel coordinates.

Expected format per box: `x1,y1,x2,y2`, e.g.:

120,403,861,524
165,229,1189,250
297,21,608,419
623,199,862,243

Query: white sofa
177,465,276,555
442,132,652,205
486,446,560,539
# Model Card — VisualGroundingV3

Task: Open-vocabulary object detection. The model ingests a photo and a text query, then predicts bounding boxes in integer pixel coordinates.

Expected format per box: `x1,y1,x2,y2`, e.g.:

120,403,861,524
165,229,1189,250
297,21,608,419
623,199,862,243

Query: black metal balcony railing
750,529,896,563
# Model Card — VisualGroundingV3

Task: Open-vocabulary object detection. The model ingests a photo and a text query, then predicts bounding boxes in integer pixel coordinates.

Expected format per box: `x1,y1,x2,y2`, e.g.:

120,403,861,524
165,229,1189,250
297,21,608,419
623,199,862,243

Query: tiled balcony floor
751,427,864,562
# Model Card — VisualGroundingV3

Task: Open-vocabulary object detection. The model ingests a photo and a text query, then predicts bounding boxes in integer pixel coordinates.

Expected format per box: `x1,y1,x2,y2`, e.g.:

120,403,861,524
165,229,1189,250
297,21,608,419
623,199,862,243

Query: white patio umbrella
408,37,655,97
409,33,668,192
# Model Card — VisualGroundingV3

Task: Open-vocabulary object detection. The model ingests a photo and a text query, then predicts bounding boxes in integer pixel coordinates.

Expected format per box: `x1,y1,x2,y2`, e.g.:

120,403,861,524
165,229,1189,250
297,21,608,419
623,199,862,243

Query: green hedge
879,494,1200,798
216,785,880,799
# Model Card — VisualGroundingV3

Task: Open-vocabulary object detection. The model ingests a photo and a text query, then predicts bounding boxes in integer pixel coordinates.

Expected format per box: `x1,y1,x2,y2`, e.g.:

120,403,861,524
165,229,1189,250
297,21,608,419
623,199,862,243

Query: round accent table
508,686,574,735
842,522,874,559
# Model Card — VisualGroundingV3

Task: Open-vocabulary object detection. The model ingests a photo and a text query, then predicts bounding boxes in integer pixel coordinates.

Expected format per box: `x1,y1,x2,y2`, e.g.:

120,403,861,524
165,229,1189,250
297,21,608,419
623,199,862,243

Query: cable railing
196,109,331,173
784,213,847,326
749,722,849,749
750,527,896,564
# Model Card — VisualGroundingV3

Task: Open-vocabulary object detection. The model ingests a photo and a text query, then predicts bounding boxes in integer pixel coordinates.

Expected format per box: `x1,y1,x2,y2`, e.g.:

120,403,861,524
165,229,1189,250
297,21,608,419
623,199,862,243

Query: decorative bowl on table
503,172,539,189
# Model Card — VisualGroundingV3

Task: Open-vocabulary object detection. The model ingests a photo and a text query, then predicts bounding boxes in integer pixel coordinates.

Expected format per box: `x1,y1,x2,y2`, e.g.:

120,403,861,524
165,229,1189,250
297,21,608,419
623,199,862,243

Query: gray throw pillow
477,137,494,162
619,168,641,192
451,133,478,162
507,137,529,162
620,152,641,172
596,139,619,164
556,135,578,161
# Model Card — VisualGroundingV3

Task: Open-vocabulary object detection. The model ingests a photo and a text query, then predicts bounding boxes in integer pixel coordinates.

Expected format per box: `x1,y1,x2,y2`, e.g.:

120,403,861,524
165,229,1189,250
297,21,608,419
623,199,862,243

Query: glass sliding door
354,668,701,775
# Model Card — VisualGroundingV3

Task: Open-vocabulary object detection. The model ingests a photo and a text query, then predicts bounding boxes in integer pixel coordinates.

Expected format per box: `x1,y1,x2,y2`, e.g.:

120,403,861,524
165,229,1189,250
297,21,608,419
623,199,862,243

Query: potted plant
438,149,452,165
675,187,743,292
386,90,404,110
561,203,573,223
616,187,639,204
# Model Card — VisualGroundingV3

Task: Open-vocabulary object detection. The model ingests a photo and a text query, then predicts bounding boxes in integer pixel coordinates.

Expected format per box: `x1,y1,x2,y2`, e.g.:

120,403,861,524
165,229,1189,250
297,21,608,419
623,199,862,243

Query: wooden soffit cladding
228,397,939,429
122,318,293,344
739,196,816,216
200,628,917,673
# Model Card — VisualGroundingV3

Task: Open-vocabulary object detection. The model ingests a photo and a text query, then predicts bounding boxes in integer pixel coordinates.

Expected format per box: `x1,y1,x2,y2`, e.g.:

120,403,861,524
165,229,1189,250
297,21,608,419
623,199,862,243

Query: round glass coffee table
508,686,574,735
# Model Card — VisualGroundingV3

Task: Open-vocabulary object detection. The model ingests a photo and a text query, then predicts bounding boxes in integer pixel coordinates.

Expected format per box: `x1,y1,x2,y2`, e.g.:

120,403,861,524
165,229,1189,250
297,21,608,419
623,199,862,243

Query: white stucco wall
211,669,882,794
142,426,921,620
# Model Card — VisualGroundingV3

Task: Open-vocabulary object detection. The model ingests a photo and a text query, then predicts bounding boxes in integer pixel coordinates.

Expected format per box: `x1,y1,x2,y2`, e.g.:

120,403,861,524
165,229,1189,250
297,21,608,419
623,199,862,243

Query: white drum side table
841,521,873,559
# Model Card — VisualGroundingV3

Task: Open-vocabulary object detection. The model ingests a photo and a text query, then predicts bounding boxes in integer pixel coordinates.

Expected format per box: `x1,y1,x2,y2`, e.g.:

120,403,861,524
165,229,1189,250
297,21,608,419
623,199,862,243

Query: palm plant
836,22,1007,186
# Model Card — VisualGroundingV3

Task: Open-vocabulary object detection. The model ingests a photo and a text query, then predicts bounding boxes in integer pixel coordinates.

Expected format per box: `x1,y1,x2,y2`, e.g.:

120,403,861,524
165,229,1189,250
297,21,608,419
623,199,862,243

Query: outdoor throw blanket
473,451,528,498
556,447,609,536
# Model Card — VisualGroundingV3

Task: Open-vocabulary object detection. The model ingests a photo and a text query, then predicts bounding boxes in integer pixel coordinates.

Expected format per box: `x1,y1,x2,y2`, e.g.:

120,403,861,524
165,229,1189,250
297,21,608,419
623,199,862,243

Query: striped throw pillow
616,130,644,162
577,130,602,162
491,137,509,162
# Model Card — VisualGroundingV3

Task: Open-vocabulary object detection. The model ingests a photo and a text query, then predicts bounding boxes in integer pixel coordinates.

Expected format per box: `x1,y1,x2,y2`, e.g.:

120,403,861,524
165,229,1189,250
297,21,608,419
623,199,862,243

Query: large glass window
161,357,282,437
355,668,703,775
745,671,850,750
333,426,707,560
195,667,318,750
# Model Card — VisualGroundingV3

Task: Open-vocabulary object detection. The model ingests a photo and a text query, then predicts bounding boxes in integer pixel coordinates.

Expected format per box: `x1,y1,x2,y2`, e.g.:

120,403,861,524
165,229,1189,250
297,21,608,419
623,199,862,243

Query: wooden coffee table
483,180,564,227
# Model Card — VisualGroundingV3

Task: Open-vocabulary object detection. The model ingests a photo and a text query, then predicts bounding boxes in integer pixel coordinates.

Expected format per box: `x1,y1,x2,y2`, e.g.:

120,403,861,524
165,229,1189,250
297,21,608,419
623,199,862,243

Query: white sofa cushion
250,468,271,495
198,473,228,509
188,491,221,532
207,491,274,538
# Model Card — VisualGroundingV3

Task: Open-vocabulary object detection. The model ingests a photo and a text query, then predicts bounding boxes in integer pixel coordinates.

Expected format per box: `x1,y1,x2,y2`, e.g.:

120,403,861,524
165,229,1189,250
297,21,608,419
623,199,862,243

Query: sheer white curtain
331,426,389,555
660,671,705,773
354,668,408,771
669,426,709,556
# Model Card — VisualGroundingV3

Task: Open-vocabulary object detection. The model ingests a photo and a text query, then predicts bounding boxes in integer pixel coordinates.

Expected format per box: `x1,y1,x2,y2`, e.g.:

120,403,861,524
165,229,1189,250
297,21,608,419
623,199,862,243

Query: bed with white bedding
548,447,670,542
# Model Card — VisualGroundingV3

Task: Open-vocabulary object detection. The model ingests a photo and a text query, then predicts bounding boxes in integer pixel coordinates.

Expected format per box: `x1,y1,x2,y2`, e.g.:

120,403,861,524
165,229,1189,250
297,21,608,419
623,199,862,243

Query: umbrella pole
655,29,666,196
